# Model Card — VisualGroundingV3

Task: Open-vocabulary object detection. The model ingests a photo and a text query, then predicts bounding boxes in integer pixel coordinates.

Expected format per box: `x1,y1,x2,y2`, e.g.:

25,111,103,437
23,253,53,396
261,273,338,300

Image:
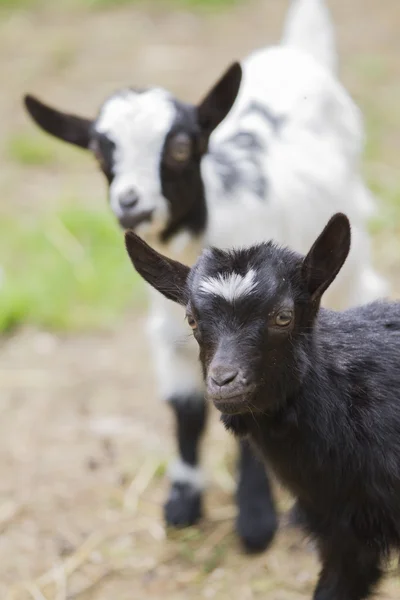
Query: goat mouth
208,387,257,415
118,210,154,230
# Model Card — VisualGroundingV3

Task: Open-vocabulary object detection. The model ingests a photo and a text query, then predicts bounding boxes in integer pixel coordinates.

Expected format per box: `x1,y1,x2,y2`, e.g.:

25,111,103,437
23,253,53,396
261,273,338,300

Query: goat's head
125,212,351,415
23,63,242,240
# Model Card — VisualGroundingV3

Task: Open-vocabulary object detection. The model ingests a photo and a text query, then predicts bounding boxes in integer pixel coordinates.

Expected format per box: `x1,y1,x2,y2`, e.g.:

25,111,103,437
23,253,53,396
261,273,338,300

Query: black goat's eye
169,132,192,163
274,310,293,327
187,315,198,330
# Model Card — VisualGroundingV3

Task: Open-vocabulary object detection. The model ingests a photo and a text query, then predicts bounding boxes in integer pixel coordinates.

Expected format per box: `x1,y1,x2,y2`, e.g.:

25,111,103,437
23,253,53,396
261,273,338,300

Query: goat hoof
236,506,278,554
164,482,202,527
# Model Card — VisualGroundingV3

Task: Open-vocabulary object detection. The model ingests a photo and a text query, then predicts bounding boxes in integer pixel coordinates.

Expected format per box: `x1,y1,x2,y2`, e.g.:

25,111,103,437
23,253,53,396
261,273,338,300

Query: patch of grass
0,204,144,332
350,55,389,85
6,128,93,170
5,132,57,167
370,185,400,232
363,109,384,164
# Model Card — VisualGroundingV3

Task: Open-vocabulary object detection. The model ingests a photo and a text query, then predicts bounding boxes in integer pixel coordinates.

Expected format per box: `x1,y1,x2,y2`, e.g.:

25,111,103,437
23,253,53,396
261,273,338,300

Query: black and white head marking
92,63,242,241
89,132,116,184
190,244,299,316
94,87,179,235
158,99,207,243
23,63,242,244
94,88,209,240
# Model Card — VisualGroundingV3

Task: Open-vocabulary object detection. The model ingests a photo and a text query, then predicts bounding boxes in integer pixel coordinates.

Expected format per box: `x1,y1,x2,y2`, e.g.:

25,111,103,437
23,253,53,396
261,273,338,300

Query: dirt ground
1,0,400,598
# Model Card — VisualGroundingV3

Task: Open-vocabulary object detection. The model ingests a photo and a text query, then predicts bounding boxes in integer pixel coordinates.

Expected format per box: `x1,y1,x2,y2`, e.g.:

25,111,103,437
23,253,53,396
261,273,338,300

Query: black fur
169,394,208,467
212,130,267,199
160,101,208,242
91,132,116,184
241,101,286,131
165,394,208,527
165,481,203,528
158,62,242,241
236,439,278,553
124,213,400,599
23,94,92,148
211,102,285,200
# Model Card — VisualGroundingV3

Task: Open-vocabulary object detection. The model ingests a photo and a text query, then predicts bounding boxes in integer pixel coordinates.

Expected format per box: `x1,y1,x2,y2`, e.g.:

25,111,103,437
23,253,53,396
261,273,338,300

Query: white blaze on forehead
96,88,175,151
199,269,257,302
95,88,176,221
95,88,175,178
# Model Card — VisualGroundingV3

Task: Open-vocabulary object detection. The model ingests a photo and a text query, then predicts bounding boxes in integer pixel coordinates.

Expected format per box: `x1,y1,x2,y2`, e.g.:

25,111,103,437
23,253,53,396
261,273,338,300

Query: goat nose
119,190,139,209
210,365,238,387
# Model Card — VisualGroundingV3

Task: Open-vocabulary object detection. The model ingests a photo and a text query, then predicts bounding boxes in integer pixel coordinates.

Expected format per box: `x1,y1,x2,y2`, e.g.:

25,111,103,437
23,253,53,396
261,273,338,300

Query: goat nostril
210,367,239,388
119,190,139,209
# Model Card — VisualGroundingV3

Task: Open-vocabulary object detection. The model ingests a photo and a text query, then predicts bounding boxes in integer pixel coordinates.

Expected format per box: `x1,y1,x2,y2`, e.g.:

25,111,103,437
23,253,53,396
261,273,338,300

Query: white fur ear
281,0,338,74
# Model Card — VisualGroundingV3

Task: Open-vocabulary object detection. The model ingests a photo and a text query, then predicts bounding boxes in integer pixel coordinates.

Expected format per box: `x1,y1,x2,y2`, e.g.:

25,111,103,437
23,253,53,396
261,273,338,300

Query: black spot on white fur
210,103,285,200
242,101,286,131
212,130,267,199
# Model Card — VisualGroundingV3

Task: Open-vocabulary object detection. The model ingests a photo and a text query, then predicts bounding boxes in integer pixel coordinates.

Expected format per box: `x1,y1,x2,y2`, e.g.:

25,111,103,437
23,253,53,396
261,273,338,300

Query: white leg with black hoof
165,394,208,527
147,293,207,528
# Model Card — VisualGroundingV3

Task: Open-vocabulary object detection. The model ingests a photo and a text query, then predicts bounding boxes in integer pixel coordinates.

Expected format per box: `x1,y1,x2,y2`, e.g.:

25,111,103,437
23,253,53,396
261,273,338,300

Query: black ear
197,62,242,141
24,94,93,149
125,231,190,305
301,213,351,301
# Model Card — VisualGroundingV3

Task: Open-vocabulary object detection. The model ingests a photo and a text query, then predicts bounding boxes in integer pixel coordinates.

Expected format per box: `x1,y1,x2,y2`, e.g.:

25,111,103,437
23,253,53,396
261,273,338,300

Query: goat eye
274,311,293,327
169,133,192,163
187,315,198,330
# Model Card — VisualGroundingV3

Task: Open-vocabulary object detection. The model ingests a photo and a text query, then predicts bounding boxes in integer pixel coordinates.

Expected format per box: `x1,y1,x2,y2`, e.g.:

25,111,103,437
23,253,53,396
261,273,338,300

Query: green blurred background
1,0,399,333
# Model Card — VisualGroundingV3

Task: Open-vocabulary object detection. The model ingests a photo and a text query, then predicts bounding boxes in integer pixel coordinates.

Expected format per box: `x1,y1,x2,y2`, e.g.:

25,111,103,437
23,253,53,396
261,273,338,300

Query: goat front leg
236,439,278,553
313,536,382,600
165,393,207,527
147,298,207,528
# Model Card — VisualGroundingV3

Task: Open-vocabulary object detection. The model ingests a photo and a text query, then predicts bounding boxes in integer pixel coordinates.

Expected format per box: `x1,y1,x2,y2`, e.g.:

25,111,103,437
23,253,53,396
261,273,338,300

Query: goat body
223,301,400,599
124,213,400,600
229,301,400,545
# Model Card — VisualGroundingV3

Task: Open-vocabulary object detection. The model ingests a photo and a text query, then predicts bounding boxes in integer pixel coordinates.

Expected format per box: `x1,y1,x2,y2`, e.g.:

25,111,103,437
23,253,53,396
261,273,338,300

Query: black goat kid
124,213,400,600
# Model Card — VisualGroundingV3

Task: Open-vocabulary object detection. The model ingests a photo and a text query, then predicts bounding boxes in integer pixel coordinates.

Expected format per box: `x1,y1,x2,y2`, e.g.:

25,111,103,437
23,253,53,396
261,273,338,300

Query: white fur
168,459,205,491
200,270,257,302
282,0,338,73
96,88,174,228
201,43,389,310
147,287,204,401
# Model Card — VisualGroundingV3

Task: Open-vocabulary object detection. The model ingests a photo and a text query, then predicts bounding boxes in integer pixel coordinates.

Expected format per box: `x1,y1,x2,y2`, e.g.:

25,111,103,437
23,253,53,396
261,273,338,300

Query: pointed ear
24,95,93,149
197,62,242,142
301,213,351,301
125,231,190,305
